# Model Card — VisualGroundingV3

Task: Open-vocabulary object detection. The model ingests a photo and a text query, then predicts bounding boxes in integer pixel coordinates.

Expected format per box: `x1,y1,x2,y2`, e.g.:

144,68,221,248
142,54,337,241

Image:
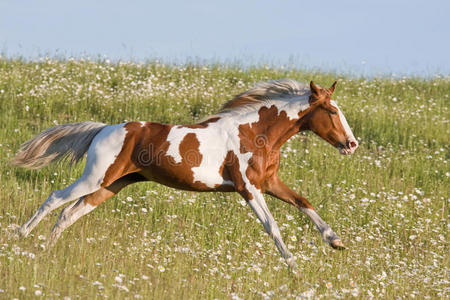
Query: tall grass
0,57,448,298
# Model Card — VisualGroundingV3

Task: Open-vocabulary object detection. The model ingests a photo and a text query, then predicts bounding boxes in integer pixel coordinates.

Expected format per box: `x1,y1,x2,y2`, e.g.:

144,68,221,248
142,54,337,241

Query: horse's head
304,81,358,155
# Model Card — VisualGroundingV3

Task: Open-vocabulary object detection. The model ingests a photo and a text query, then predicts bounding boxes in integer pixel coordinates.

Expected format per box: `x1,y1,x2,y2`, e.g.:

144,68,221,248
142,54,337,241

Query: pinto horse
13,79,358,268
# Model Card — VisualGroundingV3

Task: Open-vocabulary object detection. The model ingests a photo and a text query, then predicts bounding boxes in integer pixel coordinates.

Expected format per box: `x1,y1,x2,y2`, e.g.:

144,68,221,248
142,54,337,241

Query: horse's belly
192,164,232,188
138,154,234,192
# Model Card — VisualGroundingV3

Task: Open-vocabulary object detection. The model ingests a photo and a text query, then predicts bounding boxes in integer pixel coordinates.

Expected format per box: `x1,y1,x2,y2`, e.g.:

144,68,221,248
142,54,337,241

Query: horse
13,79,358,269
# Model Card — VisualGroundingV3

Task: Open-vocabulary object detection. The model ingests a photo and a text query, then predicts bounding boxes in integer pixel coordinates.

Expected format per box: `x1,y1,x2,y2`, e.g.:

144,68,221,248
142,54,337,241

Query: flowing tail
11,122,107,169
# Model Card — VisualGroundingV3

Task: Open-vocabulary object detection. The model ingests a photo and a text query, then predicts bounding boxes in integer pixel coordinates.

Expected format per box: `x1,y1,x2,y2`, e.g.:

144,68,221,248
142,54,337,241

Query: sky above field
1,0,449,76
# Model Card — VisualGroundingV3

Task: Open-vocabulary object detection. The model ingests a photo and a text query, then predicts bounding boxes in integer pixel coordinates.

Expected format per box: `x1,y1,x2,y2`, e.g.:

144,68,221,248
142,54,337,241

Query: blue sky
1,0,449,76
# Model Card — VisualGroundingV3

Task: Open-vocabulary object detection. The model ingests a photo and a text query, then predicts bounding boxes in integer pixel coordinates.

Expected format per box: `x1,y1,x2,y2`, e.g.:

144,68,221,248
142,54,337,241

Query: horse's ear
309,81,321,104
310,81,320,96
329,81,337,94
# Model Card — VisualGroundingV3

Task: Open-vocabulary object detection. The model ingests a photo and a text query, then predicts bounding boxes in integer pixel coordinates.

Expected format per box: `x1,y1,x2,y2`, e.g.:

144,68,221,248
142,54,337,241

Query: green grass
0,57,448,299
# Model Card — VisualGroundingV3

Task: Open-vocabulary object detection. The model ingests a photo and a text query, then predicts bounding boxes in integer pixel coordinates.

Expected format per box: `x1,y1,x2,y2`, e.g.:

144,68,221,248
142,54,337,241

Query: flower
158,265,166,272
376,271,387,281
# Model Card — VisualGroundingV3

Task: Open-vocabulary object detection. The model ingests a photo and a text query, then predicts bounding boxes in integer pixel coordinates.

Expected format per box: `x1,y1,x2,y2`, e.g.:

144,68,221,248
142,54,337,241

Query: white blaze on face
330,101,358,155
330,100,356,141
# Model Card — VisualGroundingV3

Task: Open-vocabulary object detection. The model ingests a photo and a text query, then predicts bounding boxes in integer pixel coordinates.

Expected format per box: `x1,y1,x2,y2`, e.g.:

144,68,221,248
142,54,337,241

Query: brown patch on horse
100,122,147,187
179,133,202,168
236,105,302,191
238,105,299,153
221,93,266,111
85,173,147,206
265,176,314,209
182,117,221,129
84,188,114,206
218,151,233,183
220,150,254,199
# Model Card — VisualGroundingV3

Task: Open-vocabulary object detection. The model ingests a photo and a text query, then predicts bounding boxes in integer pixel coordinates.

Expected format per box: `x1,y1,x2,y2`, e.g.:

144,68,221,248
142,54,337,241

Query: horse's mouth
337,140,358,155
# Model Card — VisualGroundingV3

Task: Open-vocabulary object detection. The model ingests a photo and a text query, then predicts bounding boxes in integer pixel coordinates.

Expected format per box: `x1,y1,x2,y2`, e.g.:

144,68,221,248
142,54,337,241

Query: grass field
0,57,448,299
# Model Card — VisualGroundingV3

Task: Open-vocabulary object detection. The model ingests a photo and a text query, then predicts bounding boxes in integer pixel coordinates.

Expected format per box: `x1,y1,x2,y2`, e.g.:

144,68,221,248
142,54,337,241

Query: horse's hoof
15,224,30,238
286,256,297,269
291,269,302,279
330,239,346,250
46,234,59,248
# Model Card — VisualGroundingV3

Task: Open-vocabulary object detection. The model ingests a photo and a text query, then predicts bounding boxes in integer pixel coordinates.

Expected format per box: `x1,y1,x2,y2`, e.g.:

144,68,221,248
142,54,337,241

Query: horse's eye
329,110,337,115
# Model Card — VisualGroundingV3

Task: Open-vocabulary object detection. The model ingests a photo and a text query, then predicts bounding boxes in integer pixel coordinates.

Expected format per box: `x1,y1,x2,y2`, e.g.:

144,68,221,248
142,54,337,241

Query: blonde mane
219,79,311,114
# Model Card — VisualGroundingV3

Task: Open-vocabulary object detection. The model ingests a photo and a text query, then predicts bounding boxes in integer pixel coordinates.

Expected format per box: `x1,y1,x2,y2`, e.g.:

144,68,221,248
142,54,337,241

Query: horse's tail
11,121,107,169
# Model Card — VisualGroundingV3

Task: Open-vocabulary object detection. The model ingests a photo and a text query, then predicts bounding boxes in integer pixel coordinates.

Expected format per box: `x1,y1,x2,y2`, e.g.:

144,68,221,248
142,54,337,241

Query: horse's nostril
349,141,357,148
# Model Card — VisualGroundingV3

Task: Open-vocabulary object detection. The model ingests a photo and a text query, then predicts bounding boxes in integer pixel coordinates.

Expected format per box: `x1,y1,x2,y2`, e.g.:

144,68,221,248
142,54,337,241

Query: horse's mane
218,79,311,114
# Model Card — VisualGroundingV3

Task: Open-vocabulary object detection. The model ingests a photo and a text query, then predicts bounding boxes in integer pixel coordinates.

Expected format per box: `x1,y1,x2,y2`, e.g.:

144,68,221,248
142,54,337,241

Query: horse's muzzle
338,139,358,155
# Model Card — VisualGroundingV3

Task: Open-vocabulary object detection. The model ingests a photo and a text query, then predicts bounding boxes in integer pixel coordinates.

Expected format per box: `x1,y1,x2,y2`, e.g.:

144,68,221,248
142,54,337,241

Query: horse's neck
265,115,304,150
226,101,309,151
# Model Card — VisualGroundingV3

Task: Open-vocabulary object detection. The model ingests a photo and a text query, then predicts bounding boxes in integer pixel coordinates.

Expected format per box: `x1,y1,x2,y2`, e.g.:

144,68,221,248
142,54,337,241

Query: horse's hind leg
19,175,101,237
48,173,145,245
19,124,129,237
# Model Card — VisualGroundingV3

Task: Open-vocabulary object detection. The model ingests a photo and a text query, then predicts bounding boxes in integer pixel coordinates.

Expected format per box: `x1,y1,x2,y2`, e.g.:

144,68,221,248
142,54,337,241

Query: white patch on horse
85,123,128,186
330,101,355,140
281,100,310,120
166,124,236,188
166,126,194,164
139,121,146,127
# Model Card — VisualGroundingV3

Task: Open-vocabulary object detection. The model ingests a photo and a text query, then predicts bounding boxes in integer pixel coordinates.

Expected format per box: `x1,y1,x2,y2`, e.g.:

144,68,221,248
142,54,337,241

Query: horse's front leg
265,176,345,249
238,188,297,269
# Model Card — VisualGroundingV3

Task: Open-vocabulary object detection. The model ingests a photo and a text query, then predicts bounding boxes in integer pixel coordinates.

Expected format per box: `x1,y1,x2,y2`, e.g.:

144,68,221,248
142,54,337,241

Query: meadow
0,57,448,299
